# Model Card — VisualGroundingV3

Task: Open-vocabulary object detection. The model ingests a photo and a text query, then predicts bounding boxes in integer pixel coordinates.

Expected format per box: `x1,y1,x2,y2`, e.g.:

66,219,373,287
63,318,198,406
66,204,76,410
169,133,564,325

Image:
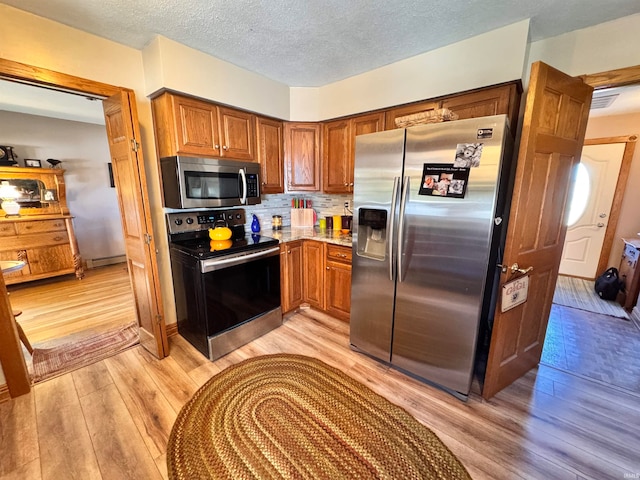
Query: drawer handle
53,236,64,241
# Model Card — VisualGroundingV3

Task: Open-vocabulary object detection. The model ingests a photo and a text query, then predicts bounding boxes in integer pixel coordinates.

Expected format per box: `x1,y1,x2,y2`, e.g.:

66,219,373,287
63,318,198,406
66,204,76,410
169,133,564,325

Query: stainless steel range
167,208,281,360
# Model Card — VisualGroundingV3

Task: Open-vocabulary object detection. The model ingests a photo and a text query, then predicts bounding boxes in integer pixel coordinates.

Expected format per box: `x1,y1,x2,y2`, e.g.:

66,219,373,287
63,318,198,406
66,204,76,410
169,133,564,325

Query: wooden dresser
618,238,640,311
0,167,83,285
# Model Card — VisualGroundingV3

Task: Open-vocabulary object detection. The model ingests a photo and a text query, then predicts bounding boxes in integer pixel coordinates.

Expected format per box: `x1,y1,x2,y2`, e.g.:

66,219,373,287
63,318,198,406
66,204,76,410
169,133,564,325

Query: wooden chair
12,310,33,355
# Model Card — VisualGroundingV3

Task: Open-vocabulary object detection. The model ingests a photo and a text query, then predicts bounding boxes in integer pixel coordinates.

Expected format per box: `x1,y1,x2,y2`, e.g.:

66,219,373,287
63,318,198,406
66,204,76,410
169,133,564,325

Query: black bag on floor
594,267,624,301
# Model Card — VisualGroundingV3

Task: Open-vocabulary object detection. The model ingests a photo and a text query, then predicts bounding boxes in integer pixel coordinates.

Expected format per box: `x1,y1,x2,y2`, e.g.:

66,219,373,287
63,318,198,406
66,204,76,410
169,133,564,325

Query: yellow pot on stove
209,226,232,241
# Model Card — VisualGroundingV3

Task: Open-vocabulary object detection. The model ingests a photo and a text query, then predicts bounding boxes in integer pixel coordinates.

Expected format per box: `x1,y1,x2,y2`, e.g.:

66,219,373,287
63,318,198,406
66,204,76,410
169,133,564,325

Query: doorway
0,81,138,382
543,82,640,394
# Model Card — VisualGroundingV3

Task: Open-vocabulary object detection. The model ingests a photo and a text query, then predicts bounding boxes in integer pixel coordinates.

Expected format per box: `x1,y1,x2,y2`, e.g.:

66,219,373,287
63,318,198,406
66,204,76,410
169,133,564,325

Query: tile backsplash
247,193,353,231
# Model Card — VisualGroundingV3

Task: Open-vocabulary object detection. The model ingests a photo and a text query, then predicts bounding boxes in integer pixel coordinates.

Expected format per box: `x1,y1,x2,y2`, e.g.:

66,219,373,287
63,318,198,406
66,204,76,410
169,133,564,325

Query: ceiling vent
590,94,619,109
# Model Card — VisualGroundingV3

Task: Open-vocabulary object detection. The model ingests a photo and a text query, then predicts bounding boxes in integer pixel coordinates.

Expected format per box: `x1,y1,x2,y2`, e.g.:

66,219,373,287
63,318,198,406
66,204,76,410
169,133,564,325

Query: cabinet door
27,244,74,276
352,112,385,137
256,117,284,193
384,100,441,130
284,123,321,191
281,241,303,312
217,107,256,161
303,241,325,309
350,112,386,186
172,95,220,156
441,83,521,133
323,119,351,193
325,260,352,321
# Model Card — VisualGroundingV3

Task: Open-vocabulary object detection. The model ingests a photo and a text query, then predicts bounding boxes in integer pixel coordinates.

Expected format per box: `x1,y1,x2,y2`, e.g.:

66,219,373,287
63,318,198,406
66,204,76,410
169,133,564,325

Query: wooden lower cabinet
0,216,83,285
324,244,352,321
303,241,324,309
280,241,303,313
280,240,351,321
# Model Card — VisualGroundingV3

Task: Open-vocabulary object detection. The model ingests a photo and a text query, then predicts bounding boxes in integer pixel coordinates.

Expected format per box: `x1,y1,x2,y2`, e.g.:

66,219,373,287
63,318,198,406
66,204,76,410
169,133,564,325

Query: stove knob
174,219,183,225
186,217,194,225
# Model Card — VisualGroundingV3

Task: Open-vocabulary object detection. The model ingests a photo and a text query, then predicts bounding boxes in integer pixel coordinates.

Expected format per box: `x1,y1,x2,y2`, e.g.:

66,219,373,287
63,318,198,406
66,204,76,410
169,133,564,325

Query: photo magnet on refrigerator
419,164,470,199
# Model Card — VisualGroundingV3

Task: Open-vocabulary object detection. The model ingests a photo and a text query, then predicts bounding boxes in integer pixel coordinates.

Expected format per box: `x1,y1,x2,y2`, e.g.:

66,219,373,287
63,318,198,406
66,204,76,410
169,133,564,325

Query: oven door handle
201,246,280,273
239,168,247,205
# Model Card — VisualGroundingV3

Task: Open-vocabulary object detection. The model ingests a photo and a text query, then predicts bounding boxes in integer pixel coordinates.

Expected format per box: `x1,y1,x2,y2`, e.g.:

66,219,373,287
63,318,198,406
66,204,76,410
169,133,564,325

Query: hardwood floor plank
0,458,41,480
167,335,222,386
135,348,199,412
154,453,168,480
71,360,114,398
103,349,177,459
0,392,39,477
34,374,101,479
79,383,162,480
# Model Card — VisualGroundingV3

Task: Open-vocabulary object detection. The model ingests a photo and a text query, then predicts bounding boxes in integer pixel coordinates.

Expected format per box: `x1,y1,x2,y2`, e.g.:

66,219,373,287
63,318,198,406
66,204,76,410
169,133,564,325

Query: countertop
262,227,352,247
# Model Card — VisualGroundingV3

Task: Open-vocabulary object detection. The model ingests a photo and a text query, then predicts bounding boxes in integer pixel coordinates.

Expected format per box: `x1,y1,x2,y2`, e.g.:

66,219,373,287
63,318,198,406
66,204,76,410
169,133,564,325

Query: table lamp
0,181,21,216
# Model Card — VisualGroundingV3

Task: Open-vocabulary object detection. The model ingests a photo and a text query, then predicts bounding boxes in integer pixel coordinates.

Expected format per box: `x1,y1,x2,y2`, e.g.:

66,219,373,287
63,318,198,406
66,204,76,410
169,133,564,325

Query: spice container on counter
272,215,282,230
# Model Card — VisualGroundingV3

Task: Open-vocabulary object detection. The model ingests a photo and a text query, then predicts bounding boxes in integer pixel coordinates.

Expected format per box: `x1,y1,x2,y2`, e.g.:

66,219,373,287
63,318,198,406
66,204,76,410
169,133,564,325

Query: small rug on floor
553,275,629,319
168,354,471,480
31,322,139,383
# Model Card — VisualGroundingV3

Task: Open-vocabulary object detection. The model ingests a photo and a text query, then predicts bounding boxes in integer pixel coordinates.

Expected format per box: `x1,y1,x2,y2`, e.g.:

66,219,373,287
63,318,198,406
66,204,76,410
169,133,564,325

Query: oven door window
202,254,280,336
185,170,240,200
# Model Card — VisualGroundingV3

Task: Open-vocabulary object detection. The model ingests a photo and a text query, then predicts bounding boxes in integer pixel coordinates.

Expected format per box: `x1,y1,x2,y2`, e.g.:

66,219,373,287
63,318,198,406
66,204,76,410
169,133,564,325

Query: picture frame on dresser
42,188,58,202
25,159,42,168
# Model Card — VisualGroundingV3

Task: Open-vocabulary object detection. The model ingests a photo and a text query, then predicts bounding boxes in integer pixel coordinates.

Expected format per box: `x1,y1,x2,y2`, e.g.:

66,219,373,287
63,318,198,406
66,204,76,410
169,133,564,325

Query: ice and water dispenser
356,208,387,260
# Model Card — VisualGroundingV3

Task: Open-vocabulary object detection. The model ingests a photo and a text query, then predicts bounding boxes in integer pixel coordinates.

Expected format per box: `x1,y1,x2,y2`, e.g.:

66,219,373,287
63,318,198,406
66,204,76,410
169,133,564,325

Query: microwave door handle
239,168,247,205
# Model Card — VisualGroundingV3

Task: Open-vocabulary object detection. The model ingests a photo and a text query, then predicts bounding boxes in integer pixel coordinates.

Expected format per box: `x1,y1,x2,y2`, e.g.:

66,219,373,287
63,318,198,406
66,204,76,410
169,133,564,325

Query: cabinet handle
350,183,354,186
53,236,63,241
215,144,220,149
326,266,330,270
344,183,348,186
222,145,229,151
288,250,291,254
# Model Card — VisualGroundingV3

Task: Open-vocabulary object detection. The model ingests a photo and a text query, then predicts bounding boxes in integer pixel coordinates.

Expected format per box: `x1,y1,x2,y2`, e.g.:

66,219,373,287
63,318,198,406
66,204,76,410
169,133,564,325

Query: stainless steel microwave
160,156,261,209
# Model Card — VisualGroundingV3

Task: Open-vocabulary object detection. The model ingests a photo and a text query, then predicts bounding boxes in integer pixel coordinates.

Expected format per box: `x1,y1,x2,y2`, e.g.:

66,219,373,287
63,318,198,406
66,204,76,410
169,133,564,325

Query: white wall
0,4,179,335
584,113,640,267
291,21,531,121
142,36,291,119
527,13,640,79
0,111,125,261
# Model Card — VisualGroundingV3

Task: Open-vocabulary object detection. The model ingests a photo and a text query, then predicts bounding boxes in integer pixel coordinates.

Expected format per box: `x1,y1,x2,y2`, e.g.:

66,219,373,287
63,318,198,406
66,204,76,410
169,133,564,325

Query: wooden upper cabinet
151,92,256,161
352,112,385,137
284,122,321,192
441,83,521,134
323,119,351,193
323,112,385,194
217,106,256,161
384,100,441,130
256,116,284,194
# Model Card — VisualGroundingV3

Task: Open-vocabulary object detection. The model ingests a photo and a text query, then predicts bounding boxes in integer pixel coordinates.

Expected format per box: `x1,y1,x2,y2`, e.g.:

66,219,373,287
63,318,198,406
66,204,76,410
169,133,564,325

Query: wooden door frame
0,58,149,397
578,136,637,279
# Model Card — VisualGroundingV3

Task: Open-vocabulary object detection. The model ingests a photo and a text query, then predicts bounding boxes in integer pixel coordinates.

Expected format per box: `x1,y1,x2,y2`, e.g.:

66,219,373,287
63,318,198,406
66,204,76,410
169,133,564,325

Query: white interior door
559,143,625,278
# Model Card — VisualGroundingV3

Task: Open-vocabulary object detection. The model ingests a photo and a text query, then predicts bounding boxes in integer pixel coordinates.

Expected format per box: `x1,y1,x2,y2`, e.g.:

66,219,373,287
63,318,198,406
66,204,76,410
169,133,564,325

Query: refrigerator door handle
397,176,410,283
389,176,400,281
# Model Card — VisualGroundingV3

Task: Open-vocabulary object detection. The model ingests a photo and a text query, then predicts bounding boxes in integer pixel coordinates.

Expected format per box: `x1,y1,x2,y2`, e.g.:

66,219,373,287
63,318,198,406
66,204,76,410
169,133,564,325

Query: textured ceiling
2,0,640,87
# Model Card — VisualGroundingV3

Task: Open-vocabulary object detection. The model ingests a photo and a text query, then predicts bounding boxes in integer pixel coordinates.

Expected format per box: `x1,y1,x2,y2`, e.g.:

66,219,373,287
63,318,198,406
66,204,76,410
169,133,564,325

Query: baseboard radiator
86,255,127,269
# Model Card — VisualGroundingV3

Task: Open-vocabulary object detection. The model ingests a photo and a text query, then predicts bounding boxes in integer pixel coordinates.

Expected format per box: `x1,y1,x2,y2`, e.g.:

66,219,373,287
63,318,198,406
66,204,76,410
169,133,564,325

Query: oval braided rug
167,354,471,480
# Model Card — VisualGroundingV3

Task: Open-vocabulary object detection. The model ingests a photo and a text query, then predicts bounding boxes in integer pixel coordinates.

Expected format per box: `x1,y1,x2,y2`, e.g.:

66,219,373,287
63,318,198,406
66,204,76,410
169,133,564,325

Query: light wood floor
1,308,639,480
8,264,136,345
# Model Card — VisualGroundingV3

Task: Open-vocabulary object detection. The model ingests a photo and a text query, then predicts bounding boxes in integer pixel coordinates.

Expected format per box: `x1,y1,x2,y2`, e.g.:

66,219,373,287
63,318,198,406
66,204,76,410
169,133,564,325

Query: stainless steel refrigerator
350,114,514,399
